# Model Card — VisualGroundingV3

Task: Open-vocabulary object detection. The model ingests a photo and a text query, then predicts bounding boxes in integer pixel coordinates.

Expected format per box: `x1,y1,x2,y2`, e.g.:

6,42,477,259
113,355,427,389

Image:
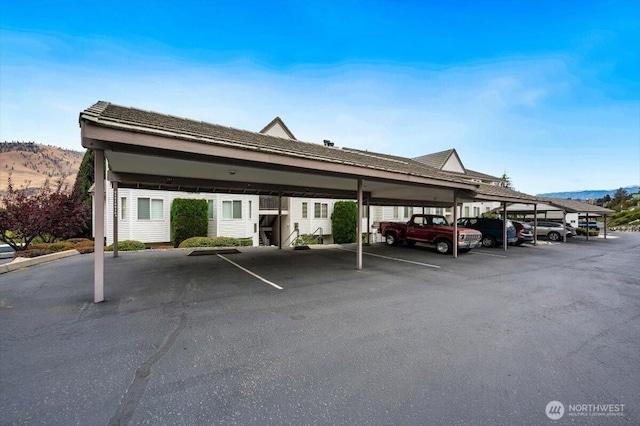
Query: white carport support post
452,190,458,258
533,204,538,245
366,198,371,245
356,178,363,270
604,215,607,239
112,181,119,258
563,210,567,243
586,213,589,241
94,149,105,303
503,202,508,251
278,194,282,249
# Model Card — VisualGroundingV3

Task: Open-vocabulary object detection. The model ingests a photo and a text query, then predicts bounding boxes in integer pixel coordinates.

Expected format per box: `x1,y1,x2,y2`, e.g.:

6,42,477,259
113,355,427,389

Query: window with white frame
473,206,480,217
207,200,214,219
393,206,399,218
314,202,328,218
464,206,470,217
248,200,252,219
137,198,163,220
222,200,242,219
404,206,413,218
120,197,127,220
302,202,308,218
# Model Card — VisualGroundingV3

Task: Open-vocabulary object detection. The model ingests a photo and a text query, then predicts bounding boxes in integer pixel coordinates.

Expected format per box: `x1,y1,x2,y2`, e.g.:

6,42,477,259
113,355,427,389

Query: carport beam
357,178,363,270
94,149,105,303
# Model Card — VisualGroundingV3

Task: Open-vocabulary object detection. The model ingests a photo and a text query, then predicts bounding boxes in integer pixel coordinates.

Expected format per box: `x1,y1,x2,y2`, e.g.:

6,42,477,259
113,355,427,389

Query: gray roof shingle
80,101,473,186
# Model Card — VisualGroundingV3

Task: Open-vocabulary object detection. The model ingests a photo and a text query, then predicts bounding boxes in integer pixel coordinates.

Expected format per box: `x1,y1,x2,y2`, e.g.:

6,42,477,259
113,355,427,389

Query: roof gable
413,149,466,173
259,116,297,140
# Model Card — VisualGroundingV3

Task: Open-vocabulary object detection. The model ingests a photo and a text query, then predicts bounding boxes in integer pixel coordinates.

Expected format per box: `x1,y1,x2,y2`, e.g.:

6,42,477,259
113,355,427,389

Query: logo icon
546,401,565,420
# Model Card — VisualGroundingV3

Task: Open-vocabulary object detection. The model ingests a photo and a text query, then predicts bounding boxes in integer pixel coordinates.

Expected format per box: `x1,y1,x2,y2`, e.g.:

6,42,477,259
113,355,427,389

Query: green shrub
331,201,357,244
576,228,600,237
170,198,209,248
210,237,237,247
178,237,214,248
105,240,146,252
177,236,253,248
293,234,319,246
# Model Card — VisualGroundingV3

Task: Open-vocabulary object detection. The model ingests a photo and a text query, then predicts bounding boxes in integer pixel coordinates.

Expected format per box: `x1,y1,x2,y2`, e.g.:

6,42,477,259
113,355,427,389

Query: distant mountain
0,141,84,192
537,186,640,200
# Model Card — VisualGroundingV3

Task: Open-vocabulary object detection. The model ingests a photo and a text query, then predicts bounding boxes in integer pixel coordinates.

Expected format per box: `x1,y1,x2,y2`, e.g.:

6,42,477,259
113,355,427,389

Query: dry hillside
0,142,84,192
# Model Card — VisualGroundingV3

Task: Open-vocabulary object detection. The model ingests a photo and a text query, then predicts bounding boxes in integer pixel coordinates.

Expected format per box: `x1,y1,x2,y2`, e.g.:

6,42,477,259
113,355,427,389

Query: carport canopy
496,198,614,240
79,101,544,303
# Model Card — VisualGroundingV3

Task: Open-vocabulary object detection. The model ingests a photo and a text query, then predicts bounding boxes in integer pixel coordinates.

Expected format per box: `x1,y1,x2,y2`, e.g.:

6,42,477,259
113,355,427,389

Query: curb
0,250,80,274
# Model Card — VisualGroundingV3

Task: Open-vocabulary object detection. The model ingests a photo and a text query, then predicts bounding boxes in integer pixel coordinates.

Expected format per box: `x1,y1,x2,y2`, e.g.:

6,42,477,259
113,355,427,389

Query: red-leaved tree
0,177,89,250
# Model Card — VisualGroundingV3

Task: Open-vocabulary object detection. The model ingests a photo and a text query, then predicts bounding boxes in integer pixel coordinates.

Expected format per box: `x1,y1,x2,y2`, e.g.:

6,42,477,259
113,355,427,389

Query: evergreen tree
72,149,95,206
499,171,514,190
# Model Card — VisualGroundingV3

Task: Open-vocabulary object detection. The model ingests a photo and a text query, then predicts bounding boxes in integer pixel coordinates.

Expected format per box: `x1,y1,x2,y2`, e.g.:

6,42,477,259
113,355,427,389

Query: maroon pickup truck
378,214,483,254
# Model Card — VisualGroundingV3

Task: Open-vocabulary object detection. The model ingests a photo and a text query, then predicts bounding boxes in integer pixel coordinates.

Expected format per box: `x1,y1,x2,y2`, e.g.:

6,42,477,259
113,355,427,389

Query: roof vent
323,139,334,147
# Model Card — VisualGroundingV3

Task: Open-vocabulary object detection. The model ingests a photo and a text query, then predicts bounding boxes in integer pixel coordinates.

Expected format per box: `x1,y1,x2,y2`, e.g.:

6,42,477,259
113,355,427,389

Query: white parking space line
337,248,440,269
470,251,507,258
217,254,283,290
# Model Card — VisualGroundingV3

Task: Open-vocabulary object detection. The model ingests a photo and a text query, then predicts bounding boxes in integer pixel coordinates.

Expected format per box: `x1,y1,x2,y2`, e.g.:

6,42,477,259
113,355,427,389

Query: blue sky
1,0,638,195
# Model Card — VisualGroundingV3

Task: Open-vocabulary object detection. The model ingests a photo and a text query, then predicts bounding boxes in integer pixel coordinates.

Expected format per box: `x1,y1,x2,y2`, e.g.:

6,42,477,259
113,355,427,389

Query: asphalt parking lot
1,234,639,425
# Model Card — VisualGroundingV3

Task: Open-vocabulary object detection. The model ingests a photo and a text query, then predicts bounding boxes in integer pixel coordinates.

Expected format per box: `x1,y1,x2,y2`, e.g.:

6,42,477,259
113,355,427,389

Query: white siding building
96,119,511,247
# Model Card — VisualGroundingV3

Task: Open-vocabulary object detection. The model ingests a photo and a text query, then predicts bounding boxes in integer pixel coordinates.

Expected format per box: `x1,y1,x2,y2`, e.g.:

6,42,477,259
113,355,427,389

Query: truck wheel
385,233,397,246
435,239,452,254
482,236,496,248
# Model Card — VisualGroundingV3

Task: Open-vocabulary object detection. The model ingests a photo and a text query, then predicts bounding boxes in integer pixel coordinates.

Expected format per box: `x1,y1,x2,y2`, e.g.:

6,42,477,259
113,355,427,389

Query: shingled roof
80,101,473,186
259,116,297,140
413,149,458,170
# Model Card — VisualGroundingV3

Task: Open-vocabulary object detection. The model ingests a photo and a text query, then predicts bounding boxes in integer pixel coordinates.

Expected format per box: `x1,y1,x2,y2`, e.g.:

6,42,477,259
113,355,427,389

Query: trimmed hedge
576,227,599,237
179,237,214,248
331,201,357,244
178,236,253,248
105,240,146,252
13,239,96,258
171,198,209,248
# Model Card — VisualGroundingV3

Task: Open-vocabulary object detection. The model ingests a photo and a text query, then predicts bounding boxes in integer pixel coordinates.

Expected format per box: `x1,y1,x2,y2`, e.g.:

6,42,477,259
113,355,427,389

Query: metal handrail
282,228,300,247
